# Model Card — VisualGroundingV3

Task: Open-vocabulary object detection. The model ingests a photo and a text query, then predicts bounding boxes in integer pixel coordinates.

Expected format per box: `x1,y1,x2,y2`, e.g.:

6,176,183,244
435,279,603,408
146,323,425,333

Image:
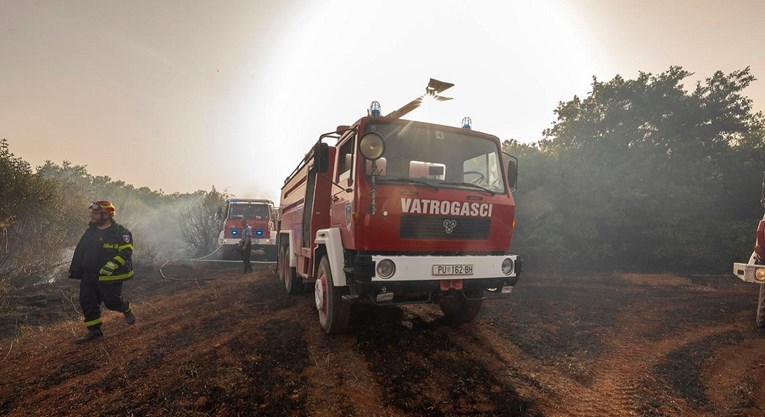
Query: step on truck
277,79,522,333
218,198,277,260
733,171,765,327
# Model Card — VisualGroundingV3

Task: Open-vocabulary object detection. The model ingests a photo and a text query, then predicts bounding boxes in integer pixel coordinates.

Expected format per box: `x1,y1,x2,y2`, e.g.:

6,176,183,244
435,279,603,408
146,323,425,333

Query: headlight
501,258,514,276
360,133,385,160
756,267,765,281
376,259,396,279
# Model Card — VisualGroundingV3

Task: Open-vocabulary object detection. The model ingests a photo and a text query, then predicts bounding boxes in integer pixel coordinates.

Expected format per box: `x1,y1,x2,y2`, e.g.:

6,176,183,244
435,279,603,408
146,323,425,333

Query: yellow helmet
89,200,116,215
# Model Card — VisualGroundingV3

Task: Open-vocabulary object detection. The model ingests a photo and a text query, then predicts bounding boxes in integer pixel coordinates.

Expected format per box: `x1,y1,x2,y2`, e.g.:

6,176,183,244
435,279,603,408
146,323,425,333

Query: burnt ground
2,265,765,417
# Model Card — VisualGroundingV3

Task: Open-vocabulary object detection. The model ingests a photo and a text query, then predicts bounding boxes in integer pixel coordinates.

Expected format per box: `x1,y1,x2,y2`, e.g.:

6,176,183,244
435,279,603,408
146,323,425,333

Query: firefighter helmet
89,200,116,215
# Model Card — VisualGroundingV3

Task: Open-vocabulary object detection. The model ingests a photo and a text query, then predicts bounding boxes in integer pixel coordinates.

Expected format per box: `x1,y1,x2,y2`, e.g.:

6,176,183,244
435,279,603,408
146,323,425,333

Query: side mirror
506,156,518,192
313,142,330,174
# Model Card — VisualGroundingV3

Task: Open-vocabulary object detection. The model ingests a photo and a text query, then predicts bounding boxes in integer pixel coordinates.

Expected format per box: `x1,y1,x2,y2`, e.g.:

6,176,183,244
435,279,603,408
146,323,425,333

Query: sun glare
253,0,603,168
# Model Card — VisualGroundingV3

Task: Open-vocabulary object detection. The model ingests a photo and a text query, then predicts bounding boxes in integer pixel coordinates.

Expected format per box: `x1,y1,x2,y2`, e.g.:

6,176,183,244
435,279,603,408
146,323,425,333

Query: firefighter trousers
79,273,130,330
241,243,253,273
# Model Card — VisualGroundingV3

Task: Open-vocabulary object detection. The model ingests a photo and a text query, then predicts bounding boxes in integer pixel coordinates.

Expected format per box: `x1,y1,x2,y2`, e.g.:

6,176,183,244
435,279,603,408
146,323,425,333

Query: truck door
331,136,355,233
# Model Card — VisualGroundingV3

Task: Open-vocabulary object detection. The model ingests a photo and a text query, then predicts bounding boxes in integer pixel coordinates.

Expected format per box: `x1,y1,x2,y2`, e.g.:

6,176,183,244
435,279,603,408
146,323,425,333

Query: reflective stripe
114,256,126,266
102,243,119,249
85,318,102,327
118,243,133,251
99,270,134,281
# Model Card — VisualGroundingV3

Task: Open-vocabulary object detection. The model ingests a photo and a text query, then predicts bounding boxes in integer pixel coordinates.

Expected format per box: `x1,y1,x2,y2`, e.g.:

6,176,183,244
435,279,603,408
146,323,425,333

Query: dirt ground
1,263,765,417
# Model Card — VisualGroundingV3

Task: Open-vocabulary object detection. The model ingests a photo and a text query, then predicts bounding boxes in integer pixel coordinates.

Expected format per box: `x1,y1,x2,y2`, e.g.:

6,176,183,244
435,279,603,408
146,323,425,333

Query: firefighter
239,217,253,273
68,200,136,344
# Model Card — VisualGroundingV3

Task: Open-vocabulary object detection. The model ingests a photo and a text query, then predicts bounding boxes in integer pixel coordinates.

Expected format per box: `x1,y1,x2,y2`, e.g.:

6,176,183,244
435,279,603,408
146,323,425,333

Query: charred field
1,265,765,417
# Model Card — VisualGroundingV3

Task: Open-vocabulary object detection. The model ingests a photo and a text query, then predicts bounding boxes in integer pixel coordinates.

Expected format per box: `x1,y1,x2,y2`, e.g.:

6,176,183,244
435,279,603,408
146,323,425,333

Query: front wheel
315,256,351,334
439,289,483,324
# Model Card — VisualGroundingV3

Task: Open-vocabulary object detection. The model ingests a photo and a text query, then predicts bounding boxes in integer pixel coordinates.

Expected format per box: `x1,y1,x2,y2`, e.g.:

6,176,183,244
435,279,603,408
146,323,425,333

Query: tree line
504,66,765,274
0,142,226,292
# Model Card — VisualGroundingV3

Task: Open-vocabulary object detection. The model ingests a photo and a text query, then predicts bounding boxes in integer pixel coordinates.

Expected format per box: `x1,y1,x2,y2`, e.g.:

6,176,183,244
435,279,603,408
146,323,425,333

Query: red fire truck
733,172,765,327
218,198,277,260
277,79,521,333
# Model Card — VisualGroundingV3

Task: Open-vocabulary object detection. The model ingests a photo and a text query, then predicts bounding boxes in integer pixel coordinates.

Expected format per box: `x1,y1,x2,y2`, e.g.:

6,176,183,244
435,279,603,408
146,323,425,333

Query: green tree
533,66,765,273
178,188,226,257
503,139,567,271
0,140,61,285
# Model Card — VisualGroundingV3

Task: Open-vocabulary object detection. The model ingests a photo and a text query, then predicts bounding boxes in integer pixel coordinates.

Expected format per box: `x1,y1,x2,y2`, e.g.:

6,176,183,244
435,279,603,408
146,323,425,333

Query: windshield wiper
375,177,440,191
439,181,496,195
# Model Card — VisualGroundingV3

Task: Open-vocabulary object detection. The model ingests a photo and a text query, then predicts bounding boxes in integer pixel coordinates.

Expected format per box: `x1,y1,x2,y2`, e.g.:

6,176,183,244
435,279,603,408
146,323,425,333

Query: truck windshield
229,204,270,220
362,122,506,194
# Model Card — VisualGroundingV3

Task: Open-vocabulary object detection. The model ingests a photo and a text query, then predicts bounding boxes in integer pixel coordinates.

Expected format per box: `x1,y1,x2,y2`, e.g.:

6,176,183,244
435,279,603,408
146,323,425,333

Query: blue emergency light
256,229,264,236
231,229,239,236
462,117,472,129
370,100,381,117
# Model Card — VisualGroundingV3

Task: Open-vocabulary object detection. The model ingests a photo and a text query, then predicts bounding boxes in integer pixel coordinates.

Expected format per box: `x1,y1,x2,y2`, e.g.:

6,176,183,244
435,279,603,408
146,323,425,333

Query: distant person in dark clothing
239,217,253,273
68,201,136,344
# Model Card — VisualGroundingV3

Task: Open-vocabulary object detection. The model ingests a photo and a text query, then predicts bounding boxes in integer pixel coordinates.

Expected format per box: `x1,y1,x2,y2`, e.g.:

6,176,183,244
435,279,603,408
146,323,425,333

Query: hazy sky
2,0,764,202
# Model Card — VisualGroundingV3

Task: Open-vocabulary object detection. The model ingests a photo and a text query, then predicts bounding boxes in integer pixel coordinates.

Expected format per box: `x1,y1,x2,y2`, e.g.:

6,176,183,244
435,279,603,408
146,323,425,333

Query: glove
99,261,119,276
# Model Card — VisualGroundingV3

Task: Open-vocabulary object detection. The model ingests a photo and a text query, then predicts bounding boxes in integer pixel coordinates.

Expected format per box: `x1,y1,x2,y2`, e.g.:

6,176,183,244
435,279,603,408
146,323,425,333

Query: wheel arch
314,228,346,286
278,231,295,268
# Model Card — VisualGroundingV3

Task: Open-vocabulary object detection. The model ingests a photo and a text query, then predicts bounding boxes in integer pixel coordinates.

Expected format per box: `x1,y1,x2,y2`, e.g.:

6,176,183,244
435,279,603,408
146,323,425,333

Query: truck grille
399,215,490,240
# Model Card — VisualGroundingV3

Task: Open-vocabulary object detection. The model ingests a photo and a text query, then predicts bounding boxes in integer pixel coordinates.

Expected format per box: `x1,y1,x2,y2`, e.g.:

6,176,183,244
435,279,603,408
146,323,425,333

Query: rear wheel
279,245,302,295
439,289,483,324
315,255,351,334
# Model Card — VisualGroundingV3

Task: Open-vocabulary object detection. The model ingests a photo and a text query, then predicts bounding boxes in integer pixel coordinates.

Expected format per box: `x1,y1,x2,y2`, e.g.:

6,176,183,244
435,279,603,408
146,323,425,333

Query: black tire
439,289,483,324
265,246,278,262
280,245,303,295
315,256,351,334
757,284,765,329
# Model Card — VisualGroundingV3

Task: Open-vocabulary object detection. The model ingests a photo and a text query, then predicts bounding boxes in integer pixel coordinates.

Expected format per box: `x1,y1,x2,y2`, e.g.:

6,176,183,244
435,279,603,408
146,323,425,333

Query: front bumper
368,254,520,282
218,237,276,247
733,262,765,283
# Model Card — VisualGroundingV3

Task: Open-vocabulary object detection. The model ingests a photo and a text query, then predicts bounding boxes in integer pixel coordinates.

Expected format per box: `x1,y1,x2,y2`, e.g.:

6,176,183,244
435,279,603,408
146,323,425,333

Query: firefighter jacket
68,221,134,282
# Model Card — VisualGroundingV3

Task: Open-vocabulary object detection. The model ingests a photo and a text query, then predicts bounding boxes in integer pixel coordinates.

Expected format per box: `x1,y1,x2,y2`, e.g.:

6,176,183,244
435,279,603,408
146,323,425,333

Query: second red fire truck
277,79,522,333
218,198,277,260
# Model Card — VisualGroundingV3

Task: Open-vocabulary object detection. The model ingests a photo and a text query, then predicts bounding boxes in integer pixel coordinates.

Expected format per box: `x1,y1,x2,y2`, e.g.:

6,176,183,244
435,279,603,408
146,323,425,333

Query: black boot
124,308,136,325
75,329,104,344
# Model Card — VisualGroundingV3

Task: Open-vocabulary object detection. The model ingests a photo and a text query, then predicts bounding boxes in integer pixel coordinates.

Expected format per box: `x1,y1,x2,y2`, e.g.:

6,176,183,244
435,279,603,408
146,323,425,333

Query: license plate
432,264,474,276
